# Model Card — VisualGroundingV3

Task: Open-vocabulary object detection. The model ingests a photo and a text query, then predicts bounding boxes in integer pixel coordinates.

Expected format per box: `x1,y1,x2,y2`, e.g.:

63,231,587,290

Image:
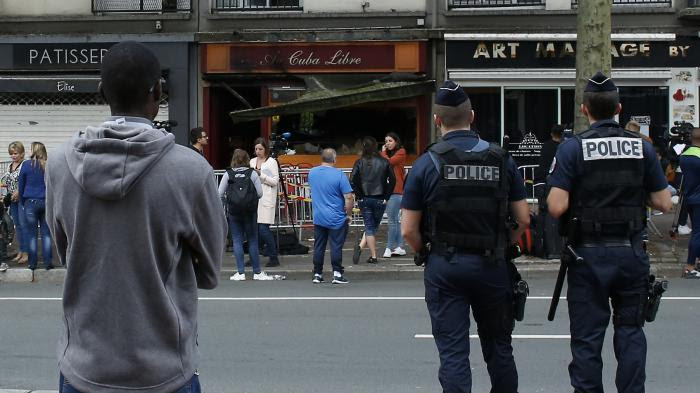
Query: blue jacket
18,160,46,203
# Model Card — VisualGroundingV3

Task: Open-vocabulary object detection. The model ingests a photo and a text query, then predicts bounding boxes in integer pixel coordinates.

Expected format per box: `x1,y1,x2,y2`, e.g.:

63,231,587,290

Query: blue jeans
258,223,278,260
10,201,28,253
23,198,52,270
385,194,404,250
59,373,201,393
313,224,347,275
359,197,386,236
229,212,261,274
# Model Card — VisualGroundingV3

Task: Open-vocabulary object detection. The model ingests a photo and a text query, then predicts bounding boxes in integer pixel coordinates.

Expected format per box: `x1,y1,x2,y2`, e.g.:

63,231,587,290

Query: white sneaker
230,272,246,281
253,271,275,281
0,262,8,272
382,248,392,258
678,225,692,235
672,195,680,205
392,247,407,256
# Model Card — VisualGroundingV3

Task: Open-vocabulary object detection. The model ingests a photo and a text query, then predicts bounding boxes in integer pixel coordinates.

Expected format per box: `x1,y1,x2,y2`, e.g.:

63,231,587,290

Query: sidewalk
0,212,691,283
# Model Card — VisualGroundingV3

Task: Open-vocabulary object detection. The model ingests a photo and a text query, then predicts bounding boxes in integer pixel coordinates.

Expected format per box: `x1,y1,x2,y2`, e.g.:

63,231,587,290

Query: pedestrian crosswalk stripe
414,334,571,339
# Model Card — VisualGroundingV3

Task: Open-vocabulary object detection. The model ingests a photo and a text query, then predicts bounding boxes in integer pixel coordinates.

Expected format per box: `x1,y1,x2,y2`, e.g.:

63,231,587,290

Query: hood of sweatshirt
66,118,175,200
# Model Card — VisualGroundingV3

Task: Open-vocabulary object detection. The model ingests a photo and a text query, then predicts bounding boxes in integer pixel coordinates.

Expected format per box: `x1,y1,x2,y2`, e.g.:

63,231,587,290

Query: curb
0,259,687,283
0,390,58,393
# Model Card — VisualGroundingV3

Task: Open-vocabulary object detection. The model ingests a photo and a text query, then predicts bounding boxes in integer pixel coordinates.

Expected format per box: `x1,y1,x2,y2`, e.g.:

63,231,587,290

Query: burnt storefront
200,41,431,169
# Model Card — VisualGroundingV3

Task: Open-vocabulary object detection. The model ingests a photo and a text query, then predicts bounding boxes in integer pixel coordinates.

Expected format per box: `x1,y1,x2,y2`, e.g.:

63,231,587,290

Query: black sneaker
352,245,362,265
332,275,349,284
366,257,378,264
682,269,700,279
45,265,54,271
312,274,324,284
266,259,280,268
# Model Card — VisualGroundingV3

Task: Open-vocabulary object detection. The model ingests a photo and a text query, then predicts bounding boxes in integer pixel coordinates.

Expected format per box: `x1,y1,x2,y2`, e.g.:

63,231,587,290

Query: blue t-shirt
680,146,700,206
402,130,527,211
548,120,667,194
309,165,353,229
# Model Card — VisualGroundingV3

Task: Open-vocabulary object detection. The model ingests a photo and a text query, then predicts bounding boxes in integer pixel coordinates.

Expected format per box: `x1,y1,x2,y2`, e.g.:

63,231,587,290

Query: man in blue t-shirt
308,148,354,284
679,127,700,277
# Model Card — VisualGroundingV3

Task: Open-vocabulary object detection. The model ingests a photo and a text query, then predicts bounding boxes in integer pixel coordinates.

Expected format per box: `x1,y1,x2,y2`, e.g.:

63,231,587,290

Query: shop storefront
0,37,194,162
445,34,699,167
201,41,430,169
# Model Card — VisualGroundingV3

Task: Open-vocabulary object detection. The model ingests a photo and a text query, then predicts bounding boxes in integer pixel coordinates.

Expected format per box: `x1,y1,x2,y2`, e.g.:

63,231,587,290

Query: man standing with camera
680,127,700,278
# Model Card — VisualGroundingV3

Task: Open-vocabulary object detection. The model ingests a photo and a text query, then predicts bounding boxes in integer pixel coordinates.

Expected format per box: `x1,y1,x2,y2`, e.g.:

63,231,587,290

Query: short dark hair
434,100,473,129
583,90,619,121
550,124,565,138
190,127,204,144
100,41,161,113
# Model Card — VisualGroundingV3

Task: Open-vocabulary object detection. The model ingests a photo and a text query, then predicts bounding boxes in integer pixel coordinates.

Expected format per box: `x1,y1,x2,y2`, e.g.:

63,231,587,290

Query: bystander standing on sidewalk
1,141,28,267
309,148,353,284
18,142,52,271
380,132,407,258
250,137,281,267
45,41,226,393
220,148,276,281
351,136,395,264
680,127,700,278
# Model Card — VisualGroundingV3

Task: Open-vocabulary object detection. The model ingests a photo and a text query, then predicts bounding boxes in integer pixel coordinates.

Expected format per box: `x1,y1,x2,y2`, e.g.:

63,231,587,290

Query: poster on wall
509,132,543,167
630,115,651,137
669,68,698,126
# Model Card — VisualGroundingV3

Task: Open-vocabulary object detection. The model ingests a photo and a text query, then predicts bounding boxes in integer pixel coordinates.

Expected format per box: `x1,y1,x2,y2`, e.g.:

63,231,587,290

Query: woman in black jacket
350,136,396,264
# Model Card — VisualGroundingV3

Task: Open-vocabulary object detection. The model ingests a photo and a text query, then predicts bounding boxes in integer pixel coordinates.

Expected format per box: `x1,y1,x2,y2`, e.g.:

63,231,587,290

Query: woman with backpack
18,142,52,271
218,149,274,281
380,132,407,258
350,136,395,264
250,137,280,267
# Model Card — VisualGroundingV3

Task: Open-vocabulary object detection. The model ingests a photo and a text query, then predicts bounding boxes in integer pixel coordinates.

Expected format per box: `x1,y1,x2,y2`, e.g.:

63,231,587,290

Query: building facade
1,0,699,167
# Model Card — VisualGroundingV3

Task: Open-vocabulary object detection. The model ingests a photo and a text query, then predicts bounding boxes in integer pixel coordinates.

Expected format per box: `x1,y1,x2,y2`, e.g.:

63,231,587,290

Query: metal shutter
0,94,169,162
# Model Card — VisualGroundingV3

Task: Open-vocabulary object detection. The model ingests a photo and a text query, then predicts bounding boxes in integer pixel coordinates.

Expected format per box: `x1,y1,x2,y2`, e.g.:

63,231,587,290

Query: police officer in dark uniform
401,81,530,393
547,72,672,393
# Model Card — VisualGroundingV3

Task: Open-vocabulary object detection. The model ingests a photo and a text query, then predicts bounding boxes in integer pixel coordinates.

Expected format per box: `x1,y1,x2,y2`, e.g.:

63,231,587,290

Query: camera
269,132,292,158
153,120,178,133
669,121,694,145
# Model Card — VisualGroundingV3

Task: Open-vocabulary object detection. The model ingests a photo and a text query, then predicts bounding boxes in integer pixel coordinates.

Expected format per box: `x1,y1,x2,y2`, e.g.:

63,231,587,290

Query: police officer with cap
401,81,530,393
547,72,672,393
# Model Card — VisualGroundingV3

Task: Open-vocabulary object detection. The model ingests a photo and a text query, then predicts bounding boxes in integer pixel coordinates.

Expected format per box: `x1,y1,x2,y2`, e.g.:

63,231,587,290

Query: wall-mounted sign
0,77,100,93
509,132,543,166
447,38,699,69
204,42,426,74
669,68,698,126
13,43,115,70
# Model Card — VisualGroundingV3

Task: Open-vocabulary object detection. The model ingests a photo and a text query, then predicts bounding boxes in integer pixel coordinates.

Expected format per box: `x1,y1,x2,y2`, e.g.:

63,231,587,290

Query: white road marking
415,334,571,339
1,296,700,301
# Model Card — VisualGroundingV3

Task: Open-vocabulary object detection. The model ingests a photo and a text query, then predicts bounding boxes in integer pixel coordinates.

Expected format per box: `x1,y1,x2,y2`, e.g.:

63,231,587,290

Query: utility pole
574,0,613,133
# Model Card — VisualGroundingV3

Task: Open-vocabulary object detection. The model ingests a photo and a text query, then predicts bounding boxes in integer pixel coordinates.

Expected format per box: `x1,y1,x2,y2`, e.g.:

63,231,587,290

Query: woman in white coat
250,137,280,267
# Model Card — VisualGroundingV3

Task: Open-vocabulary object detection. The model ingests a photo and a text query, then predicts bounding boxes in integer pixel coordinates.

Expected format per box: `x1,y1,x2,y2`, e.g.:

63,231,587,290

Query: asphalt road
1,278,699,393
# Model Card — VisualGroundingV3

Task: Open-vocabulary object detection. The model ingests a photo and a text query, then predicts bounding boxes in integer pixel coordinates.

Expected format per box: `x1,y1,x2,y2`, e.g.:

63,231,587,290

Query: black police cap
436,80,469,107
585,72,617,93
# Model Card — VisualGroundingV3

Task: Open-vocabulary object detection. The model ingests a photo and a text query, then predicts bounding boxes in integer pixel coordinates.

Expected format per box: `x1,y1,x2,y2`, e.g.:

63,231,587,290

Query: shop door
504,88,558,167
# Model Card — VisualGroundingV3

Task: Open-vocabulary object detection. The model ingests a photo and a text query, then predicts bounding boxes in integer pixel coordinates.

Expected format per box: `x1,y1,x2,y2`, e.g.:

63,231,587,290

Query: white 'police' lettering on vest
443,165,500,181
582,137,643,161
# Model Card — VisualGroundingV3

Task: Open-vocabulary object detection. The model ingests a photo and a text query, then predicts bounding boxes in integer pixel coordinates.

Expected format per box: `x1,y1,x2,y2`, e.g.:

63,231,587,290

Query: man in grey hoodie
45,41,227,393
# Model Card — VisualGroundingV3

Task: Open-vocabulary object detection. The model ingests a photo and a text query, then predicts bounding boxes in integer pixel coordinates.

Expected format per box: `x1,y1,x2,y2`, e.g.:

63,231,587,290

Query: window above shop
92,0,191,13
212,0,303,12
448,0,544,8
571,0,670,6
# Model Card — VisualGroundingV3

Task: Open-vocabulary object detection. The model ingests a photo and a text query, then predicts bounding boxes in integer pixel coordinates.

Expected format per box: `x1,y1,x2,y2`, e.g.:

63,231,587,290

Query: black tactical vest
570,126,646,238
424,140,510,259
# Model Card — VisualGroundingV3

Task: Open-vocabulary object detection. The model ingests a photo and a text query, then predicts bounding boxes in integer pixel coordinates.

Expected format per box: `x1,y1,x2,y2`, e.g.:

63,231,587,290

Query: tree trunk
574,0,612,134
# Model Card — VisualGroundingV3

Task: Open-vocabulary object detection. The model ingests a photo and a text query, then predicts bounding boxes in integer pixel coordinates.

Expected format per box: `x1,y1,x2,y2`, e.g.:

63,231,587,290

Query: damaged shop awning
229,80,435,122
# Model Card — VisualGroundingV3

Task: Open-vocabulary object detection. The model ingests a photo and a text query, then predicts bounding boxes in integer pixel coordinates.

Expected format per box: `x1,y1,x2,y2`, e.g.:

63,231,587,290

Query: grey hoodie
45,117,227,393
